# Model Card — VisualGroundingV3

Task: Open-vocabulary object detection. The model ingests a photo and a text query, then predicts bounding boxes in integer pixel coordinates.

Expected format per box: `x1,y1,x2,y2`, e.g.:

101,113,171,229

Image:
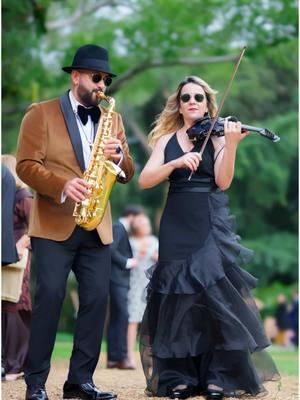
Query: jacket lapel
59,91,85,172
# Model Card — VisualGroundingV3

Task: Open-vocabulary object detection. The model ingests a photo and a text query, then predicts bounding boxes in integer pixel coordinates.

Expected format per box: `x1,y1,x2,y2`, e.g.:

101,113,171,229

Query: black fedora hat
62,44,117,77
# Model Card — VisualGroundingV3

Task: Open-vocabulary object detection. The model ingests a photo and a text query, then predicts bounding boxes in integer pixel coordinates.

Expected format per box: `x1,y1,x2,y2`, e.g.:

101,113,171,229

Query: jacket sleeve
110,224,129,270
16,103,68,204
115,113,135,183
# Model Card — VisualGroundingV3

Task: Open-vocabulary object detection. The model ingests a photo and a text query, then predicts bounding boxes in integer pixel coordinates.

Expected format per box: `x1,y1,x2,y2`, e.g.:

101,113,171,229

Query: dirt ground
2,353,298,400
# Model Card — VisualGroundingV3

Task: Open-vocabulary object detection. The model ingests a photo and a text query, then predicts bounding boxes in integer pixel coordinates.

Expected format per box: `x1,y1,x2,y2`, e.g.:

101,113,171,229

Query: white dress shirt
69,90,97,169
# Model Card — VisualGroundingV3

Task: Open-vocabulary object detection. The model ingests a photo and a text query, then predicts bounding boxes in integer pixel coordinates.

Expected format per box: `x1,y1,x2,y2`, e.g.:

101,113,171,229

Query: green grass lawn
53,333,298,376
268,348,299,376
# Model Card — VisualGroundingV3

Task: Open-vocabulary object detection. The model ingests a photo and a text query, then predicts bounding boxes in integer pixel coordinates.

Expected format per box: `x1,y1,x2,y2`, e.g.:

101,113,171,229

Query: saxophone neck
96,91,115,109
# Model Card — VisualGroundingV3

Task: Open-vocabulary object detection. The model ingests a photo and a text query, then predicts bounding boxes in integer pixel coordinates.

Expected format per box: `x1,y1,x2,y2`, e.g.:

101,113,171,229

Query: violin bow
188,46,247,181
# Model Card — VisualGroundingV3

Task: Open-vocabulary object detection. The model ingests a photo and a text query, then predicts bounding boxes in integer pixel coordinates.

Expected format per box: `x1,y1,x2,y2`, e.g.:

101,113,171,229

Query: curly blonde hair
148,76,218,148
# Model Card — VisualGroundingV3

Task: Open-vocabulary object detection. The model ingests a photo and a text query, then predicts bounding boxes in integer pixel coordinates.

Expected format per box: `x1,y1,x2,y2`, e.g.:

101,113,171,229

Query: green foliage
2,1,298,294
230,111,298,235
244,233,298,286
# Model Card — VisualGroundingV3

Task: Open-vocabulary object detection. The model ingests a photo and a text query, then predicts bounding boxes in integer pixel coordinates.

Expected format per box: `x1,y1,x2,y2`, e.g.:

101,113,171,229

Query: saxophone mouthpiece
96,90,109,102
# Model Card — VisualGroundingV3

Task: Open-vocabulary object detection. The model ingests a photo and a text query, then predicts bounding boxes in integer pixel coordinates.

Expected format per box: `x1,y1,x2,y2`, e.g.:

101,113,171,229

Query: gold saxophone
73,91,126,230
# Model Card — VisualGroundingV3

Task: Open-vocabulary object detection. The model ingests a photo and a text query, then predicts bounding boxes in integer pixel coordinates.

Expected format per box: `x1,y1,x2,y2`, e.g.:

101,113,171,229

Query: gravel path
2,353,298,400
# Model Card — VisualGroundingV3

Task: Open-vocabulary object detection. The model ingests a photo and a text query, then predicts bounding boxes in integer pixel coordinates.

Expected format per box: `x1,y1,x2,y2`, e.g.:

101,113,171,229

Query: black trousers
107,282,129,362
25,227,111,385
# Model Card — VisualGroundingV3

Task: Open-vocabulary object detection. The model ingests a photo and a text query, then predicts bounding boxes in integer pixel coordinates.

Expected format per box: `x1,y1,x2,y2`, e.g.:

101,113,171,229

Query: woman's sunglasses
180,93,205,103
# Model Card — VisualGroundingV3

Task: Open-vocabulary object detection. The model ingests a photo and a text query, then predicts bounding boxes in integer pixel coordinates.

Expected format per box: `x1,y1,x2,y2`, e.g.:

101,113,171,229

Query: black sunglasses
90,72,112,87
180,93,205,103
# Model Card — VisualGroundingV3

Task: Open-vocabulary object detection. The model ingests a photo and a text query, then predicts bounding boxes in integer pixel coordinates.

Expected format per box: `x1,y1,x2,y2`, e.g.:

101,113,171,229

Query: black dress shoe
167,384,198,399
205,390,224,400
63,381,117,399
25,385,49,400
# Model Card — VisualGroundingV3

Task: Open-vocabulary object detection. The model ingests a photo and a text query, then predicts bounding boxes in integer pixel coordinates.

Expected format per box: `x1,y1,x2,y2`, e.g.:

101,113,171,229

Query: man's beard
77,85,99,107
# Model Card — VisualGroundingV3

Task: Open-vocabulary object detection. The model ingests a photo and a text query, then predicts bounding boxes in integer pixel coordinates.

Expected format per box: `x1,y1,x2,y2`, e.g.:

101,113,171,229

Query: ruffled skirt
140,190,279,397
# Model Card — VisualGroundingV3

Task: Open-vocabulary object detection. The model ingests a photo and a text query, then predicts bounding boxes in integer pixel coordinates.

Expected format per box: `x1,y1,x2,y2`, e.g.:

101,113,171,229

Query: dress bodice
164,132,216,190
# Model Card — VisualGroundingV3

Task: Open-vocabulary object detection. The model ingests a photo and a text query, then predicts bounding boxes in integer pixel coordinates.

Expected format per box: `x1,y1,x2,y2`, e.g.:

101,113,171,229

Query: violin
186,116,280,143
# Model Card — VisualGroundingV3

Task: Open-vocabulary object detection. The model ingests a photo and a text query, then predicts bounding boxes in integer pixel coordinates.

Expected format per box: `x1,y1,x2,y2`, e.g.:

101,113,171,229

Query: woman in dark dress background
2,154,33,381
138,76,279,399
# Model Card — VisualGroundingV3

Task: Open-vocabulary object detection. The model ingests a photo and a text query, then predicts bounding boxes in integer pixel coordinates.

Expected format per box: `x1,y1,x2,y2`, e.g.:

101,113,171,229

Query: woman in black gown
138,76,279,400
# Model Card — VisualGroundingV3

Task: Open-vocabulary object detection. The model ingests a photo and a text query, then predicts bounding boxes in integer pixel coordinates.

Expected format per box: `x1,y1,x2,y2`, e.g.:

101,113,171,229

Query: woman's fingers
175,151,202,171
184,152,201,171
224,119,249,144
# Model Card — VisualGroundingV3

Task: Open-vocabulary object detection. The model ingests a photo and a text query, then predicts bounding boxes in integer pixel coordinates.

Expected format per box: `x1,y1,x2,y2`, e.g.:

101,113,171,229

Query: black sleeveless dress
140,133,279,397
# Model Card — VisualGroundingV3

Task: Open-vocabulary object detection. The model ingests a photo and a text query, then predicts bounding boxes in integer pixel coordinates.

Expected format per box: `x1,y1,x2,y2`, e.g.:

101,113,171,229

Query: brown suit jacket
16,91,134,244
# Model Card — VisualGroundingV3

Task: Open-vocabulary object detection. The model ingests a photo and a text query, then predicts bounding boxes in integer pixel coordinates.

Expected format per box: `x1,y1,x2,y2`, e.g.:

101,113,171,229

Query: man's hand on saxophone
63,178,90,202
103,138,123,162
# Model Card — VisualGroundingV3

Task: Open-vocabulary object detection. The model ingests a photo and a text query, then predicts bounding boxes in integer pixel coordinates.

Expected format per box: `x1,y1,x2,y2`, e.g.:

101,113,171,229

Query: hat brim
62,65,117,77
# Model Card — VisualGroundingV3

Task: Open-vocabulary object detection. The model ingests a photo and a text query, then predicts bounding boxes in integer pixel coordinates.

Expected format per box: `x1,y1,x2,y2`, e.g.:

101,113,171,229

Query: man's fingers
72,193,86,202
74,183,89,194
69,185,88,198
67,188,86,202
104,138,121,144
109,154,122,161
67,187,86,202
74,178,90,189
64,178,91,201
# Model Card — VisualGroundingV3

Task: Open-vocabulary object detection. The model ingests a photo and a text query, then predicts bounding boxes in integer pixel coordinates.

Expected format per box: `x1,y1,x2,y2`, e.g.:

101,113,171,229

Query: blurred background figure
1,164,18,266
127,214,158,367
1,163,18,380
106,205,144,370
288,291,298,347
1,154,33,381
263,316,278,343
274,293,293,347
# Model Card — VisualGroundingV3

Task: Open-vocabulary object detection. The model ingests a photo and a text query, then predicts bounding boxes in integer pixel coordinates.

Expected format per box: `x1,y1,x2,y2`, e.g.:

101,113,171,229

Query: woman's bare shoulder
155,132,176,149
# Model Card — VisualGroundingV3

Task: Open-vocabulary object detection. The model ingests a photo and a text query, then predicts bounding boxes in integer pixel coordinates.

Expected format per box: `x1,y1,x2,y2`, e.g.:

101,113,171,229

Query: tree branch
108,54,239,94
122,105,151,156
2,54,238,115
46,0,117,30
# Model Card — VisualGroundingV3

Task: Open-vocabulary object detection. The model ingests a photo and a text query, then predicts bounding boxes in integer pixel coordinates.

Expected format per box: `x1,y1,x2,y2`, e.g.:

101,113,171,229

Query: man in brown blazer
16,44,134,400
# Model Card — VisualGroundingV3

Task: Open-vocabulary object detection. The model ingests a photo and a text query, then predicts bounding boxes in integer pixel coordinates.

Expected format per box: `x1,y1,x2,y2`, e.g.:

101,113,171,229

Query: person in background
2,155,33,382
289,291,299,347
274,293,292,346
127,214,158,368
1,164,19,380
106,205,144,370
16,43,134,400
1,164,18,266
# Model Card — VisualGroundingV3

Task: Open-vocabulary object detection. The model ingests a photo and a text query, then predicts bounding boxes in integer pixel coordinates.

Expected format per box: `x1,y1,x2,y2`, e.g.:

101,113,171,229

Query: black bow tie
77,105,100,125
